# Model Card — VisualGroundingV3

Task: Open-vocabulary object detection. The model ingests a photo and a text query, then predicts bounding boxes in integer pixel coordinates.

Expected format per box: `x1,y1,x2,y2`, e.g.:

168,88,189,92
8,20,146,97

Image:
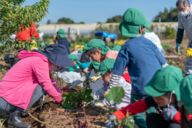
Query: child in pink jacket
0,43,73,128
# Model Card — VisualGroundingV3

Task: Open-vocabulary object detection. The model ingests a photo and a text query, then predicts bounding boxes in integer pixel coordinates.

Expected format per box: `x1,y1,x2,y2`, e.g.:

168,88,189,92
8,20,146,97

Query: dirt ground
22,101,109,128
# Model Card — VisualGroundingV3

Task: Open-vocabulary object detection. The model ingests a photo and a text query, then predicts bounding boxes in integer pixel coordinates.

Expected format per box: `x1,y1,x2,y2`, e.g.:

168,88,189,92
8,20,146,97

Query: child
107,66,183,128
109,8,167,128
55,29,71,53
104,33,118,48
95,58,131,109
180,72,192,128
56,54,88,89
85,39,118,62
84,39,124,98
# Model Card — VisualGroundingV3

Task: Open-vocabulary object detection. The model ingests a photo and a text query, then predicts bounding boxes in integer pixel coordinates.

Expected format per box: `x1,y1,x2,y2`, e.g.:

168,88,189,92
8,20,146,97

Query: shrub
163,27,176,39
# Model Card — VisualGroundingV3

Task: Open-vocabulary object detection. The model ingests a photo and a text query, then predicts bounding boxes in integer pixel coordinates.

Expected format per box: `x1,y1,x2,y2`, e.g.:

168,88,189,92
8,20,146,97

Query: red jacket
114,97,192,123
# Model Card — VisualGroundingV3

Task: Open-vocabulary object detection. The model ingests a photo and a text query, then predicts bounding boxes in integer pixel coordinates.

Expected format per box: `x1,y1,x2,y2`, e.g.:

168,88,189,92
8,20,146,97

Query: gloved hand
106,114,118,128
90,75,101,82
163,105,177,121
176,43,181,55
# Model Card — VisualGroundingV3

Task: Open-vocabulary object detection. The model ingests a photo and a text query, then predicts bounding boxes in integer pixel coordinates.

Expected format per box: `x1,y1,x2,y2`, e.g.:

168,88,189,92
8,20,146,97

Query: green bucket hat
144,66,183,101
84,39,109,55
180,75,192,113
119,8,150,38
99,58,115,75
57,29,65,38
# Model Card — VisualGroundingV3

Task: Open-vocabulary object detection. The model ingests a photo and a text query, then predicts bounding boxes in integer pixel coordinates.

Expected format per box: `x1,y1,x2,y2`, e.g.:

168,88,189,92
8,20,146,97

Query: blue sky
23,0,192,24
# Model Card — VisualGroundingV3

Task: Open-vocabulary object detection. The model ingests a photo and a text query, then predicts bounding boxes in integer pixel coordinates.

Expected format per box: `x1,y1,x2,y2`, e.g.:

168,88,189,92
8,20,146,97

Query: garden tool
39,95,45,112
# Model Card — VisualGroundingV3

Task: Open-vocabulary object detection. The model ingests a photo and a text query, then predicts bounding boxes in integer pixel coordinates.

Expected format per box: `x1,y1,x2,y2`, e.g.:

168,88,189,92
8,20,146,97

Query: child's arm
110,46,129,87
172,112,192,123
113,97,156,120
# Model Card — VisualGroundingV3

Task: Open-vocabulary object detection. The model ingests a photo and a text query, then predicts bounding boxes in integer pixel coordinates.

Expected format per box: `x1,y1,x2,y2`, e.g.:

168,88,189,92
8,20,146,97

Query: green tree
153,8,178,22
106,15,122,23
57,17,75,24
0,0,50,41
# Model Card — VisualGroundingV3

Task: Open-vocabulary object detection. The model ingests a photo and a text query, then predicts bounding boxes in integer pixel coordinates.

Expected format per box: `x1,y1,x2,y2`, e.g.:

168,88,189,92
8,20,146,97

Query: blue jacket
112,37,167,95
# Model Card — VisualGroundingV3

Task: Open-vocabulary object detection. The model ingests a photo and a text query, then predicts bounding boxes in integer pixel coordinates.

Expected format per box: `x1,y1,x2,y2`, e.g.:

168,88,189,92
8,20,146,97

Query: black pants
146,113,180,128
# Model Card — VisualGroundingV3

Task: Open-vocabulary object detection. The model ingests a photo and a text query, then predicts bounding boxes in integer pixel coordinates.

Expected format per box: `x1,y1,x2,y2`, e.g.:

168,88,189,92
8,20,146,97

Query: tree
106,15,122,23
78,21,85,24
57,17,75,24
153,8,178,22
0,0,50,41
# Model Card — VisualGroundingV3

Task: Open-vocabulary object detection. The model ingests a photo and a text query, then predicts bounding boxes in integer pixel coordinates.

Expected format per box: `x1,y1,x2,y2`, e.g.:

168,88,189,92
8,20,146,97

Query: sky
23,0,192,24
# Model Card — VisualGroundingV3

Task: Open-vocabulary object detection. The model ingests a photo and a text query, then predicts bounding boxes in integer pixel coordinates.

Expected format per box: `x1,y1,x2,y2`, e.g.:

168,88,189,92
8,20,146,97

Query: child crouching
96,58,132,110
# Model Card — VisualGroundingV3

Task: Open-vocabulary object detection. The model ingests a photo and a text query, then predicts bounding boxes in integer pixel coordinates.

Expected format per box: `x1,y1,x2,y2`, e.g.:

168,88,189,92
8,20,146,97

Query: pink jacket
0,50,62,109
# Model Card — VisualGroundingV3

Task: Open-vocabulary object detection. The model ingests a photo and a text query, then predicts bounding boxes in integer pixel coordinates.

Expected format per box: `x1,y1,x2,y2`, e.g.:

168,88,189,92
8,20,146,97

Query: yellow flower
31,40,36,44
186,48,192,57
30,40,38,50
31,46,37,50
75,44,84,50
116,40,125,46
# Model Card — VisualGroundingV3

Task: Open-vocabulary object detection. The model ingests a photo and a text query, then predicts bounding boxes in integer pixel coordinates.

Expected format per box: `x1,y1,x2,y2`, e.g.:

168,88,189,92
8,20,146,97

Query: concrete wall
39,22,178,38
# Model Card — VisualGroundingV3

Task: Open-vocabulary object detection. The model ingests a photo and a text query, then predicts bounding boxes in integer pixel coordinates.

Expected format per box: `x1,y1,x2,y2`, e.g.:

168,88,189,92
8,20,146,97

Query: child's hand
163,105,177,121
106,114,118,128
90,75,101,82
54,95,62,104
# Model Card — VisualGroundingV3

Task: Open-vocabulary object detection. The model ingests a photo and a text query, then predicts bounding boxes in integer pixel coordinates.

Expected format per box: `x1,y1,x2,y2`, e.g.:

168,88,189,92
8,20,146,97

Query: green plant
105,87,125,104
121,116,135,128
62,89,93,109
163,27,176,39
162,43,171,51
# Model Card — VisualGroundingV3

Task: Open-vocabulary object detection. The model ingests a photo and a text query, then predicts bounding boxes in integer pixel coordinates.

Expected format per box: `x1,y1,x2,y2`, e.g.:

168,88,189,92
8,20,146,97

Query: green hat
144,66,183,101
91,61,100,71
57,29,65,38
99,58,115,75
68,54,78,61
119,8,150,37
180,75,192,113
84,39,109,55
112,45,121,51
145,21,152,32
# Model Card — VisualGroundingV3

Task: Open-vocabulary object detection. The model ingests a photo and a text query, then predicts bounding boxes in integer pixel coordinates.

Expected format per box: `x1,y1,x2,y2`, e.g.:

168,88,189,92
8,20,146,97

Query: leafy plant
162,43,171,51
105,87,125,104
121,116,135,128
163,27,176,39
62,89,93,109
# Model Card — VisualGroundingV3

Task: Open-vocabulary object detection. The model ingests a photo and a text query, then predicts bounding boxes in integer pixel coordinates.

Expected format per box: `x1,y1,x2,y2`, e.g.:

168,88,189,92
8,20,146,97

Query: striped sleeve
109,74,122,87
